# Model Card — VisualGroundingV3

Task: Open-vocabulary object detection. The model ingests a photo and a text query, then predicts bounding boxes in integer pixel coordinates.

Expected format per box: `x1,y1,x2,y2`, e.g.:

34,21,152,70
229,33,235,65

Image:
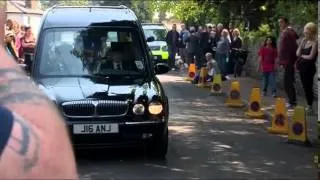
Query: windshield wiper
80,74,110,78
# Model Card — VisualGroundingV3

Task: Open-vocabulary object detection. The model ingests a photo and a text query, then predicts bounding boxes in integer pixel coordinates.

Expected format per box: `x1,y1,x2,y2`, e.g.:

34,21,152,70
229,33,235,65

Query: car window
143,28,166,41
38,27,146,77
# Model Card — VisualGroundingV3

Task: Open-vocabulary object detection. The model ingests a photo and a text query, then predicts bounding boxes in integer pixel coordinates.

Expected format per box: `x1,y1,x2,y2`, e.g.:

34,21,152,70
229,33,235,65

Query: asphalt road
77,72,317,179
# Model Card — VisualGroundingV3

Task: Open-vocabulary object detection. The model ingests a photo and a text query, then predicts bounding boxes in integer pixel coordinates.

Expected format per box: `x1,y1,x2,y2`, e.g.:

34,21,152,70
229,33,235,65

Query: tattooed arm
0,47,78,179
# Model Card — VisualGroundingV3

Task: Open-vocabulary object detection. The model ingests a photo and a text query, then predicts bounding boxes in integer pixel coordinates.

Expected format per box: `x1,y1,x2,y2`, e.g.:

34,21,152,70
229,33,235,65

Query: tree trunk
0,1,6,46
158,11,166,23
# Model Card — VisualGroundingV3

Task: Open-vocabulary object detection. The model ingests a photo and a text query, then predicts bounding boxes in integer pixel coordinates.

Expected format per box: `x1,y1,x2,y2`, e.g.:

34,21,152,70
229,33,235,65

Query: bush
241,23,273,47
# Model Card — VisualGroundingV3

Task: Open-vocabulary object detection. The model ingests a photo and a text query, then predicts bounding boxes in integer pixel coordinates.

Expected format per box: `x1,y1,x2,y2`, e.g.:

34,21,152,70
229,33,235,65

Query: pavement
77,71,317,179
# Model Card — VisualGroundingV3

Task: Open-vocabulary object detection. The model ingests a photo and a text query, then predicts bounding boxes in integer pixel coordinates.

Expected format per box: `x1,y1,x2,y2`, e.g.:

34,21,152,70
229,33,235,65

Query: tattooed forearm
0,68,51,105
7,112,40,172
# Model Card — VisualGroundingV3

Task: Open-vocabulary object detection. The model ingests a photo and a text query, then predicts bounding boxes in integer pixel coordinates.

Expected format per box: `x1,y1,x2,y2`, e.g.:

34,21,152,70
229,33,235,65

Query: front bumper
152,51,169,64
66,120,166,149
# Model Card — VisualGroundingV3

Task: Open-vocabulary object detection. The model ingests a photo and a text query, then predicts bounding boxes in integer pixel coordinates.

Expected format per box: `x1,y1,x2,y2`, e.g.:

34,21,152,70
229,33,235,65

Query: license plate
73,124,119,134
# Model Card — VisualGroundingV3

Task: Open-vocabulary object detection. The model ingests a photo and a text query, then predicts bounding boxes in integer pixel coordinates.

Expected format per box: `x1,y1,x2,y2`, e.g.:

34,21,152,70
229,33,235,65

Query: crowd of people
4,19,36,73
166,22,247,82
166,17,317,114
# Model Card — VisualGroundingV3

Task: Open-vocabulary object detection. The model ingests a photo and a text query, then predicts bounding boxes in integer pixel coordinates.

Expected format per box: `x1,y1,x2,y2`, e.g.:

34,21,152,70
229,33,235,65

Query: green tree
40,0,89,10
169,0,217,26
91,0,131,6
131,0,154,22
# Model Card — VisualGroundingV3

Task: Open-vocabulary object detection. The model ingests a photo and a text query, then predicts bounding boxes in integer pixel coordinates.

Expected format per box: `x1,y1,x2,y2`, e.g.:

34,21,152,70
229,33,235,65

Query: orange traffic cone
267,98,288,135
288,106,311,146
209,74,223,96
184,63,196,81
225,81,244,107
245,87,264,119
195,67,209,88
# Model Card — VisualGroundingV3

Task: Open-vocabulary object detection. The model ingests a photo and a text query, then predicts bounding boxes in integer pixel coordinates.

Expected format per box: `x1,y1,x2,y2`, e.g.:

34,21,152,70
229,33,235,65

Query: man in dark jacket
185,27,200,68
199,26,210,67
278,17,299,108
165,24,179,70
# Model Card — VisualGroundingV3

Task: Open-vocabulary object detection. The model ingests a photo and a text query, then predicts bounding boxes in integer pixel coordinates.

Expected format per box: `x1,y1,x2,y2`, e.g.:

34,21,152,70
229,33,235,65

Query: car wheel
147,128,168,159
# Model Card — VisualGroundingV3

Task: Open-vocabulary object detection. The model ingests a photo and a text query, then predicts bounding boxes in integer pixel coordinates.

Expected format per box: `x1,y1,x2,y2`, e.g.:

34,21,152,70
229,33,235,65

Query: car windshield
143,28,166,41
38,27,146,77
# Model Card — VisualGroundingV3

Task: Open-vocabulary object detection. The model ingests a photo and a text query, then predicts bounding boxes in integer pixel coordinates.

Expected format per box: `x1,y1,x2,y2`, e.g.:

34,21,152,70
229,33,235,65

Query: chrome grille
61,100,129,118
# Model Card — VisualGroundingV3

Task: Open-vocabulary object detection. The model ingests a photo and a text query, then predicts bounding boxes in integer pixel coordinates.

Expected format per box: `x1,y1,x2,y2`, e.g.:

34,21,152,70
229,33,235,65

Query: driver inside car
98,50,125,72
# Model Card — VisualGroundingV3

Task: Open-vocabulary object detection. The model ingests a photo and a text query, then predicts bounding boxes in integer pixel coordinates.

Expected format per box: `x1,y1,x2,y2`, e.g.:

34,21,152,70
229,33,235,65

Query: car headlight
161,46,168,51
148,102,163,115
133,104,145,115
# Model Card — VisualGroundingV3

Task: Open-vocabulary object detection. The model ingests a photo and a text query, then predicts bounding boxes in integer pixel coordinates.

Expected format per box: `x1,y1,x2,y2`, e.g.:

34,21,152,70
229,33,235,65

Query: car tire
147,127,168,159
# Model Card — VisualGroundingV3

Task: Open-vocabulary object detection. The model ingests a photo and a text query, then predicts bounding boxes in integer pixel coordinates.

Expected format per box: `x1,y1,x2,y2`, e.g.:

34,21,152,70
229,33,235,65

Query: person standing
185,26,200,67
199,26,210,68
21,26,36,73
230,28,243,77
278,17,299,108
215,29,230,79
258,36,278,97
165,24,179,70
216,23,224,41
296,22,318,114
178,24,189,65
4,19,19,61
196,26,203,37
228,22,234,42
13,22,24,62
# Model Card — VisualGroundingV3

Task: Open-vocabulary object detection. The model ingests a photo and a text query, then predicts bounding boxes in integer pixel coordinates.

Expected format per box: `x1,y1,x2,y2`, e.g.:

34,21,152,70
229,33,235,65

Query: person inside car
99,42,137,72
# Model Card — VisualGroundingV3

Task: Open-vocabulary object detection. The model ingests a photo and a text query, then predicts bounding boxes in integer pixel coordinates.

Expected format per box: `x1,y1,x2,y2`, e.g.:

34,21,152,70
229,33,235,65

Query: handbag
296,39,307,70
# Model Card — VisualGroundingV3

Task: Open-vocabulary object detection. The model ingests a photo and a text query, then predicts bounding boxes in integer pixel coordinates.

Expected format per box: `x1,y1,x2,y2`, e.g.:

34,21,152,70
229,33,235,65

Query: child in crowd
192,52,219,83
258,36,278,97
206,52,220,82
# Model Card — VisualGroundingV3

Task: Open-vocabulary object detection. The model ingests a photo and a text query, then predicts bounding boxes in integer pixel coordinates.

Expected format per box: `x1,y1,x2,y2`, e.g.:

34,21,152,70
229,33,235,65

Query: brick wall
25,0,38,9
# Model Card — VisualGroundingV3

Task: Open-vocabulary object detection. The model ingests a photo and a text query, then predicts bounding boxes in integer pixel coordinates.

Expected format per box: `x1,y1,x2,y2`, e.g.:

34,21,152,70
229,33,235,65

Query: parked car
142,23,169,64
32,5,170,157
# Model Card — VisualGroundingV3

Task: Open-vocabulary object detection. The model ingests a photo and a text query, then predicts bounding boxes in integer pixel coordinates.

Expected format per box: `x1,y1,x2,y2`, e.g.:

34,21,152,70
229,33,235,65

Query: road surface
77,72,317,179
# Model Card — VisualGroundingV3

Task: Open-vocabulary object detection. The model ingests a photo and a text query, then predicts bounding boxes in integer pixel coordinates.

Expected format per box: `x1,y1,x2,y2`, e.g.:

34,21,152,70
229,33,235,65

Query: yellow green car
142,23,169,64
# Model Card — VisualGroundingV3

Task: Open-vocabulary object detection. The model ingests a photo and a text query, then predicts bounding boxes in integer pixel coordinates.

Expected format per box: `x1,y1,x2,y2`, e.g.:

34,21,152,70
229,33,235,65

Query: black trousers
24,54,33,73
284,65,297,105
187,51,200,67
168,46,177,68
299,62,316,106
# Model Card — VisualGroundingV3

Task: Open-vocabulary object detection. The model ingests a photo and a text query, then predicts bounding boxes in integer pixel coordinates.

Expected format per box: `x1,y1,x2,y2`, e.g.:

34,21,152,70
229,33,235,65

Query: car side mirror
154,63,169,75
147,36,155,42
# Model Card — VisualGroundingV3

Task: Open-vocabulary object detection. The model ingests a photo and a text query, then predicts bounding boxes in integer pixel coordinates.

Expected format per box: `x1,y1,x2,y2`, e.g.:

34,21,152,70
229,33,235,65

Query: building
6,0,43,36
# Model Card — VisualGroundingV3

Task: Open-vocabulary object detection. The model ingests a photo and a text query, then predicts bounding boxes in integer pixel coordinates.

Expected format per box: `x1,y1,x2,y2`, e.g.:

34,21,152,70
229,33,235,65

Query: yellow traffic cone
245,88,264,119
267,98,289,134
195,67,209,88
184,63,196,81
225,81,244,107
209,74,223,96
288,106,311,146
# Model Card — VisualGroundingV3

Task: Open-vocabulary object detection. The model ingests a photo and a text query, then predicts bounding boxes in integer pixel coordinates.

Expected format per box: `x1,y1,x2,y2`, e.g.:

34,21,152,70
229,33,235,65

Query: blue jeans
193,72,212,83
262,72,276,94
